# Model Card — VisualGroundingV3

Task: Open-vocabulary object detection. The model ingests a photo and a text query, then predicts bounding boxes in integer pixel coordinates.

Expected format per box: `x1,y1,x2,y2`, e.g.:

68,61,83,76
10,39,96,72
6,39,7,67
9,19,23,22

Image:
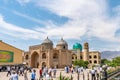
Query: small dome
57,38,68,46
73,43,82,51
42,37,53,45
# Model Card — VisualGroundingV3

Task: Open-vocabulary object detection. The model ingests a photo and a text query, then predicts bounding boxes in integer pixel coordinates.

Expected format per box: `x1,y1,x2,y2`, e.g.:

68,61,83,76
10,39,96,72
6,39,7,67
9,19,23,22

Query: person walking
19,67,24,76
31,69,36,80
7,66,11,76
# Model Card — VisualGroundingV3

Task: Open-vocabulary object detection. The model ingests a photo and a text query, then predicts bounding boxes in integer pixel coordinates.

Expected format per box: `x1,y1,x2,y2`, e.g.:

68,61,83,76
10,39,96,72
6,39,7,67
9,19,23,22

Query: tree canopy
73,60,89,68
101,56,120,67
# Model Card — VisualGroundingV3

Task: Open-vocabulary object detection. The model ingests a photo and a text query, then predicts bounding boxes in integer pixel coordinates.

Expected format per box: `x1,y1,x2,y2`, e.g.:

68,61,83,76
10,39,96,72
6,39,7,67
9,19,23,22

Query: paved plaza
0,69,96,80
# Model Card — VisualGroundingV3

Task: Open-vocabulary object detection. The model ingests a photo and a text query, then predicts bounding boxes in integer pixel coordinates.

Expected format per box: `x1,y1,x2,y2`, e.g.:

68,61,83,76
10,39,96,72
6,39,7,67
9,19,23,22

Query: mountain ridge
101,51,120,60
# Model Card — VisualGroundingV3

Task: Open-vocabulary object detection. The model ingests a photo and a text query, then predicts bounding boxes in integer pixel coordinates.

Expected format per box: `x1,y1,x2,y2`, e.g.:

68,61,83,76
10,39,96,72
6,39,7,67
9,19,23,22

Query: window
89,56,92,59
94,55,97,58
25,55,29,60
80,56,82,59
89,60,92,63
94,60,97,63
42,53,46,59
53,53,58,59
72,57,74,59
72,54,76,60
63,46,66,49
75,57,77,59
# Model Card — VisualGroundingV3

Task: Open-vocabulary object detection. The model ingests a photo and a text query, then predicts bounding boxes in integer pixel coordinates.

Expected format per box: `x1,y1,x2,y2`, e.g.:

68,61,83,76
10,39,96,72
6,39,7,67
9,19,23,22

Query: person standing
49,67,52,77
66,66,69,73
45,72,50,80
9,71,18,80
7,66,11,76
91,69,96,80
53,67,57,78
0,66,2,72
31,69,36,80
19,67,24,76
39,68,43,79
24,69,28,80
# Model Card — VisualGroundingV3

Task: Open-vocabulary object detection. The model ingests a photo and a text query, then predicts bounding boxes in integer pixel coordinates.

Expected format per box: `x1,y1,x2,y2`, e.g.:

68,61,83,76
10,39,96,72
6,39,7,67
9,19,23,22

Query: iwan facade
0,40,23,65
24,37,101,68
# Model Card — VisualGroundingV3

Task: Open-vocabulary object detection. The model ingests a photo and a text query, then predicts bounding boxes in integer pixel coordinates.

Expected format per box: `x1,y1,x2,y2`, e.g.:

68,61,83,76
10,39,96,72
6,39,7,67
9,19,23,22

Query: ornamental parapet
29,45,41,50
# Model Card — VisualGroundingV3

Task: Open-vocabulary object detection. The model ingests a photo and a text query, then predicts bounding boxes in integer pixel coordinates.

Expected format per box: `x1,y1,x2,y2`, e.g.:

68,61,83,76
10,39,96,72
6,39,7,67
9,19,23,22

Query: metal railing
101,69,120,80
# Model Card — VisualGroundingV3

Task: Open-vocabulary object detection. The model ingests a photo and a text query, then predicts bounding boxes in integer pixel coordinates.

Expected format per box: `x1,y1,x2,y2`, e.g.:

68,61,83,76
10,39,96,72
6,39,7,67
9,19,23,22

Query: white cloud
33,0,120,42
5,0,120,51
36,0,107,18
36,19,87,39
0,15,44,40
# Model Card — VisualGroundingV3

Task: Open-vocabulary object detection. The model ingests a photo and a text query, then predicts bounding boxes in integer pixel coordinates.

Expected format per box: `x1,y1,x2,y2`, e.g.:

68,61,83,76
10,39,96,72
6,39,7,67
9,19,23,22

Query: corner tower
83,42,89,61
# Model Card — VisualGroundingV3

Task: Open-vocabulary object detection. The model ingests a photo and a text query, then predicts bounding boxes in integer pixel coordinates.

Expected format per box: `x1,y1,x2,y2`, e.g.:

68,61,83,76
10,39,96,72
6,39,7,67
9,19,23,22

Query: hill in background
101,51,120,60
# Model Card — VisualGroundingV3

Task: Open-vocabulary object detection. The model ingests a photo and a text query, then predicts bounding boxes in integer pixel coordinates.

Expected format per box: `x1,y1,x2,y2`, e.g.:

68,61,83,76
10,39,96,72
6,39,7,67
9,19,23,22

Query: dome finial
57,37,68,46
42,36,53,45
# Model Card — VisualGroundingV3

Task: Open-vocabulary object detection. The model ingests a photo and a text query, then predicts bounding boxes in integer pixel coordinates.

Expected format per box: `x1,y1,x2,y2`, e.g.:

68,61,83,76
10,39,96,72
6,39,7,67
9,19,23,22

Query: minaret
83,42,89,61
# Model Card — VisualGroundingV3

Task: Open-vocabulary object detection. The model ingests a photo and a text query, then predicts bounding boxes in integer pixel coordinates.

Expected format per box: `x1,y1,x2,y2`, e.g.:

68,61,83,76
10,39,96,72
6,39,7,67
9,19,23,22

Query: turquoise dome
73,43,82,51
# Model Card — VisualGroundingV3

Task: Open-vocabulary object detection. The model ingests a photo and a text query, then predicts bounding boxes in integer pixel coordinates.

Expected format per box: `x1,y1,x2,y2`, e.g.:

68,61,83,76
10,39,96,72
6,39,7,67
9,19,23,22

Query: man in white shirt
9,71,18,80
91,69,96,80
7,66,11,76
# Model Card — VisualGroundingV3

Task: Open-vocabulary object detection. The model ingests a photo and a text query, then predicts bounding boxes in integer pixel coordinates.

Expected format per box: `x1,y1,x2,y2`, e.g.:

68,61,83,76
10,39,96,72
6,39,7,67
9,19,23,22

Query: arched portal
42,62,46,68
31,52,39,68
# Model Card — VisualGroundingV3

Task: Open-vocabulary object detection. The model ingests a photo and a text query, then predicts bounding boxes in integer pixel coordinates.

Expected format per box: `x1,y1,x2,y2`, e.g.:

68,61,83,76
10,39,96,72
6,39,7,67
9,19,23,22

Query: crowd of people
64,66,103,80
4,65,57,80
0,65,105,80
39,66,57,80
5,65,30,80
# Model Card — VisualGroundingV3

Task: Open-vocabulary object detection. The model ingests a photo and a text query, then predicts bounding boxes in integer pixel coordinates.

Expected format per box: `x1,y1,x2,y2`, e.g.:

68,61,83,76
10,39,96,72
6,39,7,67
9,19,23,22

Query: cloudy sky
0,0,120,51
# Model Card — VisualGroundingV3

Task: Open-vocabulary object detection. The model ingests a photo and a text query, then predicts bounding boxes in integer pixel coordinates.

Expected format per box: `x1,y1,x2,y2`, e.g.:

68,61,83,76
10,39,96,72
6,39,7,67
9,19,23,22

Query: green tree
101,59,108,65
112,57,120,66
84,61,89,68
73,60,89,68
101,57,120,67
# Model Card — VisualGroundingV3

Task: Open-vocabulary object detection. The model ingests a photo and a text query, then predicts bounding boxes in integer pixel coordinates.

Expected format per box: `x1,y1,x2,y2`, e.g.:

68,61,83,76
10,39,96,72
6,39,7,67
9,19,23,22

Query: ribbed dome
73,43,82,51
57,38,68,46
42,37,53,45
